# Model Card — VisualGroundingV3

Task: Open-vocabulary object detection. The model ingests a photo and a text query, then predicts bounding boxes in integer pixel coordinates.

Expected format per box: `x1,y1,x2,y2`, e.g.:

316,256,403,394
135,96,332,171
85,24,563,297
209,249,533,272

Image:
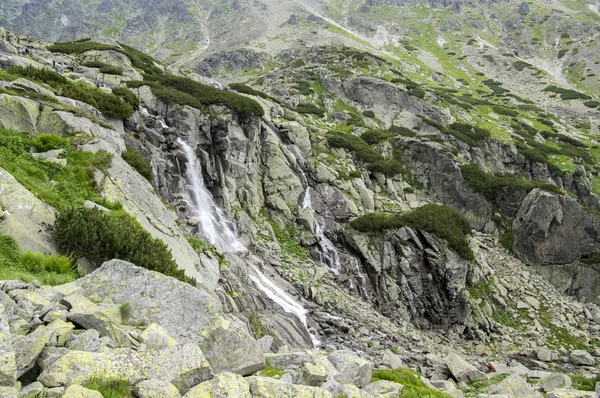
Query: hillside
0,3,600,397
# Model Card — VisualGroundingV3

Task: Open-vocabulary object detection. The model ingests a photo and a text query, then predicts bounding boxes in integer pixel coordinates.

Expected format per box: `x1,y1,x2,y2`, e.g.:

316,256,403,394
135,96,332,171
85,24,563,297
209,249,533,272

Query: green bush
327,131,403,176
142,74,264,119
112,86,140,109
361,129,393,145
31,134,69,152
492,106,519,117
52,206,194,284
294,103,325,117
543,85,591,100
372,368,449,398
362,110,375,118
460,163,561,202
389,125,417,138
350,204,474,260
446,122,491,146
8,66,134,119
583,100,600,108
84,377,130,398
122,144,152,181
500,231,515,253
228,82,271,99
83,60,123,75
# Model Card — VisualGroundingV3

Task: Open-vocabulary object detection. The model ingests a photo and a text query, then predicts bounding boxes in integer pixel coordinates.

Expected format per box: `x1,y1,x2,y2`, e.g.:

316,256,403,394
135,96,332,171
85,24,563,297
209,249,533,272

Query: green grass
569,374,600,391
119,303,132,322
261,360,284,379
0,128,113,211
269,222,307,260
0,234,78,285
543,85,591,100
461,373,510,395
538,304,590,350
372,368,449,397
83,377,131,398
350,204,474,260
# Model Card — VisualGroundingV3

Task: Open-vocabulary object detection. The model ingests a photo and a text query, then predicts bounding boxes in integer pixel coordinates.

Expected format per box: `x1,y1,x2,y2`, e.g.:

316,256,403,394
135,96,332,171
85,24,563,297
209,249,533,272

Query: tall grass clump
372,368,450,398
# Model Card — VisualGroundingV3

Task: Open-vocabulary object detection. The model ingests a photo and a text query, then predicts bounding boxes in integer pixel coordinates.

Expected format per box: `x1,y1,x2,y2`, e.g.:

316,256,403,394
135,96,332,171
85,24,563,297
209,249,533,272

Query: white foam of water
178,139,245,254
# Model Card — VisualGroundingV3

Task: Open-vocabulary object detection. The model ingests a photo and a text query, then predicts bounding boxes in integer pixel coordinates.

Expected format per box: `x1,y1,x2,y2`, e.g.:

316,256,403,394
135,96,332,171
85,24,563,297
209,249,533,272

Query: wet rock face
347,227,470,332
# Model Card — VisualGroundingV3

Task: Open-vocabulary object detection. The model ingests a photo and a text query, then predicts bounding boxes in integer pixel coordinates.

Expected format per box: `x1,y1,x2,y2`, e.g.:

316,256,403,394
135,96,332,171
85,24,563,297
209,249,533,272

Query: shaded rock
488,374,543,398
327,350,372,388
569,350,595,366
13,325,56,377
46,319,75,347
62,384,103,398
540,373,572,392
45,387,64,397
134,379,181,398
18,381,44,397
0,304,16,387
301,361,329,387
38,343,212,394
362,380,403,397
546,389,596,397
36,347,70,371
184,372,250,398
445,353,487,383
67,329,110,352
73,260,264,375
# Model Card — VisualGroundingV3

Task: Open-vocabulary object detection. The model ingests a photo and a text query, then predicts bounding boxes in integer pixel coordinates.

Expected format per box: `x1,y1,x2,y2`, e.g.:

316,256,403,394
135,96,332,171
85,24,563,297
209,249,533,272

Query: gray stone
13,325,56,377
528,370,552,379
380,349,404,370
362,380,403,397
133,379,181,398
184,372,250,398
327,350,372,388
540,373,572,392
546,389,596,397
570,350,595,366
67,329,108,352
301,361,329,387
536,348,556,362
444,353,487,383
73,260,265,376
245,376,332,397
36,347,71,371
2,78,55,98
38,343,212,394
0,304,16,387
488,374,543,398
62,384,103,398
18,381,44,397
45,387,65,397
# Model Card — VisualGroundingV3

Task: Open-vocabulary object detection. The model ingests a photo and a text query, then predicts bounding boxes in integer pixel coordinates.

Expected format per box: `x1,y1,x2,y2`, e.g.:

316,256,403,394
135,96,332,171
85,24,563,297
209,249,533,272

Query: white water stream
177,139,318,345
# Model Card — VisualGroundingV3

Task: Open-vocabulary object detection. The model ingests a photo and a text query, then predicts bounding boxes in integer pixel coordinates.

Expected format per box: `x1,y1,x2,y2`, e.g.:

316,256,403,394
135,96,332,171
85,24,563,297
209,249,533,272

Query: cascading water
178,138,245,254
178,139,319,345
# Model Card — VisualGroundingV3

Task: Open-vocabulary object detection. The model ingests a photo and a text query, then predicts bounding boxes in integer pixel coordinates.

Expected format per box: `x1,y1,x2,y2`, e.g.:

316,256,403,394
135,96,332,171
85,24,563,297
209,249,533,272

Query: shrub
84,377,130,398
569,374,600,391
362,110,375,118
122,144,152,181
460,163,561,202
584,100,600,108
361,129,393,145
294,103,325,117
31,134,69,152
446,122,491,146
83,60,123,75
228,82,271,99
112,86,139,109
269,222,307,260
372,368,449,398
143,74,264,119
492,106,519,117
543,85,591,100
350,204,474,260
389,125,417,138
51,206,194,284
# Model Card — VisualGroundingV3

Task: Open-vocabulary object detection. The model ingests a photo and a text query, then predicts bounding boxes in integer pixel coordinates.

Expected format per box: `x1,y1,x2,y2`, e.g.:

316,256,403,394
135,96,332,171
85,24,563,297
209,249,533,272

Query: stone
138,323,178,351
38,343,212,394
536,348,556,362
444,353,487,383
380,349,404,370
31,149,67,166
3,78,55,99
184,372,250,398
133,379,181,398
13,325,56,377
327,350,372,388
569,350,595,366
245,376,332,398
528,370,552,379
524,296,541,310
540,373,572,392
0,167,57,254
488,374,543,398
0,386,17,398
301,361,329,387
46,319,75,347
36,347,71,371
67,329,109,352
0,304,16,387
74,260,264,375
546,389,596,398
362,380,403,397
45,387,65,397
18,381,44,397
266,352,309,370
62,384,103,398
0,94,40,135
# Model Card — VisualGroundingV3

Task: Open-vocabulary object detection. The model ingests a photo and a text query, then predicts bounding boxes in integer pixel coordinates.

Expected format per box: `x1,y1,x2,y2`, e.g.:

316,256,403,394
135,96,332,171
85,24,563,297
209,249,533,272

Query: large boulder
2,78,55,98
0,167,57,254
327,350,372,388
362,380,403,397
546,389,596,398
513,190,600,266
184,372,251,398
0,304,16,387
569,350,595,366
488,374,543,398
540,374,572,392
38,343,212,394
0,94,40,134
245,376,332,398
62,385,103,398
13,325,56,377
73,260,265,375
133,379,182,398
444,353,487,383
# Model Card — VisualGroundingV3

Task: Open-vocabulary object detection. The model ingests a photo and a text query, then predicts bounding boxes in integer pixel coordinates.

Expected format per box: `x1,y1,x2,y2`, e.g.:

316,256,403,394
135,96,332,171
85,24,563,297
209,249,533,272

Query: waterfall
178,139,246,254
177,139,319,345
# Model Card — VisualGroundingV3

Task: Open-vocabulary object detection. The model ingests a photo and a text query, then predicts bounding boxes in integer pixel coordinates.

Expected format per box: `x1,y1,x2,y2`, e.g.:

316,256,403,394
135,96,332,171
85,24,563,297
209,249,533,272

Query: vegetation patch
82,60,123,75
0,234,78,286
543,85,591,100
460,164,561,201
8,66,134,118
350,204,474,260
122,144,152,181
327,131,403,176
269,222,307,260
461,373,510,395
569,374,600,391
372,368,449,397
83,377,131,398
539,304,589,350
52,206,195,285
229,82,271,100
294,103,325,117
